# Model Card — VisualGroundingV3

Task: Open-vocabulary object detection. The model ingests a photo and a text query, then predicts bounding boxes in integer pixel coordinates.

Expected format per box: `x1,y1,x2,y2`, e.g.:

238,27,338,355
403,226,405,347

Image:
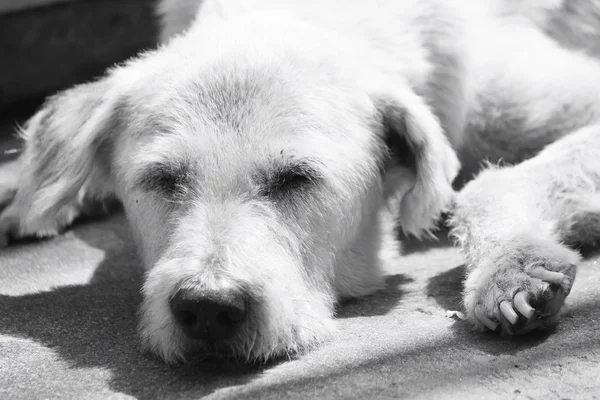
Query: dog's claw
465,257,577,335
475,305,498,330
513,291,535,319
535,285,567,318
499,300,519,324
529,267,565,285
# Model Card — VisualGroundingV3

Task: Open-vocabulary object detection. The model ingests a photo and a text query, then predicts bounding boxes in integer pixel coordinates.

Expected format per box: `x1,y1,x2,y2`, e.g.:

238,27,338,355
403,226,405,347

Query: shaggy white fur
0,0,599,363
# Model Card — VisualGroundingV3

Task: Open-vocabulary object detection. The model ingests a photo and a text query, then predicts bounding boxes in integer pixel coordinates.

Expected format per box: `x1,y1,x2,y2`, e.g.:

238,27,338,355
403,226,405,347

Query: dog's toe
464,247,578,335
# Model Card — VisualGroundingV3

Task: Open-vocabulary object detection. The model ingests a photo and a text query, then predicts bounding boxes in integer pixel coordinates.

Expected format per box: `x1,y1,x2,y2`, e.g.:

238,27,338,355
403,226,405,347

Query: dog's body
1,0,599,363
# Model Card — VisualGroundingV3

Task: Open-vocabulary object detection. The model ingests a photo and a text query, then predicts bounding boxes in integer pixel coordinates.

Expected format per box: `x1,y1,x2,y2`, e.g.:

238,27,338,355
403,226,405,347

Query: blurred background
0,0,158,162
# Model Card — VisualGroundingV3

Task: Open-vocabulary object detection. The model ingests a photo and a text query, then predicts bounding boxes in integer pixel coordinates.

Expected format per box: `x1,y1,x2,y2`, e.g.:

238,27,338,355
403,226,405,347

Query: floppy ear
7,78,121,233
371,84,460,237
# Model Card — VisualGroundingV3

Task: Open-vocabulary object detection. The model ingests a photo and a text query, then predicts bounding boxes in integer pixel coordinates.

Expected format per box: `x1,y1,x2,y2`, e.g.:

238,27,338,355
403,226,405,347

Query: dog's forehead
128,63,376,157
178,69,308,139
114,47,386,190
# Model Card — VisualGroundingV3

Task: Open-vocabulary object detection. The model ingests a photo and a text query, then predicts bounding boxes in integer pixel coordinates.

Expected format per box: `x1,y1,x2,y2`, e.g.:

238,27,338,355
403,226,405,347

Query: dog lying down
1,0,600,364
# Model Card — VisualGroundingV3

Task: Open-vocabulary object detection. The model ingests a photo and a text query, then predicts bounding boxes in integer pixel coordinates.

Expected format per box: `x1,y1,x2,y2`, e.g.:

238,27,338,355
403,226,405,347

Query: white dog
0,0,599,364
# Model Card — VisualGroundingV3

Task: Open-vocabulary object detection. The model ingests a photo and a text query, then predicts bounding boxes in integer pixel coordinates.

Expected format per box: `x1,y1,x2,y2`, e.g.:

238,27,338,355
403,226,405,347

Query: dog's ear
13,78,122,227
371,84,460,237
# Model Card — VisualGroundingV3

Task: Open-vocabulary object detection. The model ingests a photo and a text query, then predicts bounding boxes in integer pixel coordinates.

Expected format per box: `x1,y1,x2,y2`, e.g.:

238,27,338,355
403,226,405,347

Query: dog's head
15,14,459,363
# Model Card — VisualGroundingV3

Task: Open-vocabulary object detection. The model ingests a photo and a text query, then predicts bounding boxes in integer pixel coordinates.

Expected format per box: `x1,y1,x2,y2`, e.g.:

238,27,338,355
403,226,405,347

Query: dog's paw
0,160,20,247
0,187,16,211
0,212,18,248
463,243,578,335
0,202,83,248
0,156,88,247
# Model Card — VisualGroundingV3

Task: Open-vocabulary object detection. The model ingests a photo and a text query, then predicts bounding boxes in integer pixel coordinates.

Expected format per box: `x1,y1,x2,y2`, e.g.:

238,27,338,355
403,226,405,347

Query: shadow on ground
426,264,553,355
337,274,413,318
398,229,454,256
0,217,266,399
425,249,600,359
0,215,416,399
0,187,598,399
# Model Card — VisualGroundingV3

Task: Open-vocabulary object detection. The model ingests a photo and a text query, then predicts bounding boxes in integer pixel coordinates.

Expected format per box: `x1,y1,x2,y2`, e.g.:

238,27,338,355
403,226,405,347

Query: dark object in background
0,0,158,116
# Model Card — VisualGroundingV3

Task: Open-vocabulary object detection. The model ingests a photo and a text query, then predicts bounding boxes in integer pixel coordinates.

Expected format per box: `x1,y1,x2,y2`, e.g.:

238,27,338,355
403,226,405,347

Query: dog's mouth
181,339,294,368
179,324,281,364
143,261,336,364
189,340,244,361
171,304,316,364
183,335,307,365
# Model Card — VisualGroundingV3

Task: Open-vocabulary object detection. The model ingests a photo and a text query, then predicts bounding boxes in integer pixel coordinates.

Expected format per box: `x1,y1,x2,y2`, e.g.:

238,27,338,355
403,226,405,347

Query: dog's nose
170,285,247,341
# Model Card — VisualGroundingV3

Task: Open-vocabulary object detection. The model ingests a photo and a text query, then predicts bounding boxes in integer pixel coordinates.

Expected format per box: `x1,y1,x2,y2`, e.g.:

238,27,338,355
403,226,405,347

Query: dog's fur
1,0,599,363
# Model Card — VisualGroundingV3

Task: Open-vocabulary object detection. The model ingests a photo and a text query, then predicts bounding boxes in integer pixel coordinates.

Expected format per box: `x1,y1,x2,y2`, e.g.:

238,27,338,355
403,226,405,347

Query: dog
0,0,599,364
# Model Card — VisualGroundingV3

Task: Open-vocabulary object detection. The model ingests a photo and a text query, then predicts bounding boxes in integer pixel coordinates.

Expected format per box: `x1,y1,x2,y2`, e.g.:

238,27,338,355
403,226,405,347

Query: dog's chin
137,299,337,365
137,281,337,364
138,250,339,364
137,273,338,364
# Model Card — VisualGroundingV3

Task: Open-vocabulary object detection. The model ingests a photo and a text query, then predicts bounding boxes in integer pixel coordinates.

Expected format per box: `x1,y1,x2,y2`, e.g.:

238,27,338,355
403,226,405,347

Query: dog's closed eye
137,161,192,200
258,162,320,199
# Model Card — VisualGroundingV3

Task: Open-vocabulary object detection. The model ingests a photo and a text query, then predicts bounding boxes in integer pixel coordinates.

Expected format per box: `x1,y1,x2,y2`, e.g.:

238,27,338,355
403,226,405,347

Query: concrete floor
0,118,599,400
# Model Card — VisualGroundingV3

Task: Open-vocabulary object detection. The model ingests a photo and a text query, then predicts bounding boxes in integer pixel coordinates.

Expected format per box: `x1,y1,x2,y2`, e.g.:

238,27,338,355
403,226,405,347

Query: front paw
0,210,18,247
463,243,578,335
0,201,83,247
0,160,20,247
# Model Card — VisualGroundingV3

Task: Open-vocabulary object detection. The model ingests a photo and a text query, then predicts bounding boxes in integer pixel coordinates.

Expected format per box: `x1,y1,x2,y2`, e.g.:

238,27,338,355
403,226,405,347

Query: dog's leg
0,158,19,210
451,126,600,334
